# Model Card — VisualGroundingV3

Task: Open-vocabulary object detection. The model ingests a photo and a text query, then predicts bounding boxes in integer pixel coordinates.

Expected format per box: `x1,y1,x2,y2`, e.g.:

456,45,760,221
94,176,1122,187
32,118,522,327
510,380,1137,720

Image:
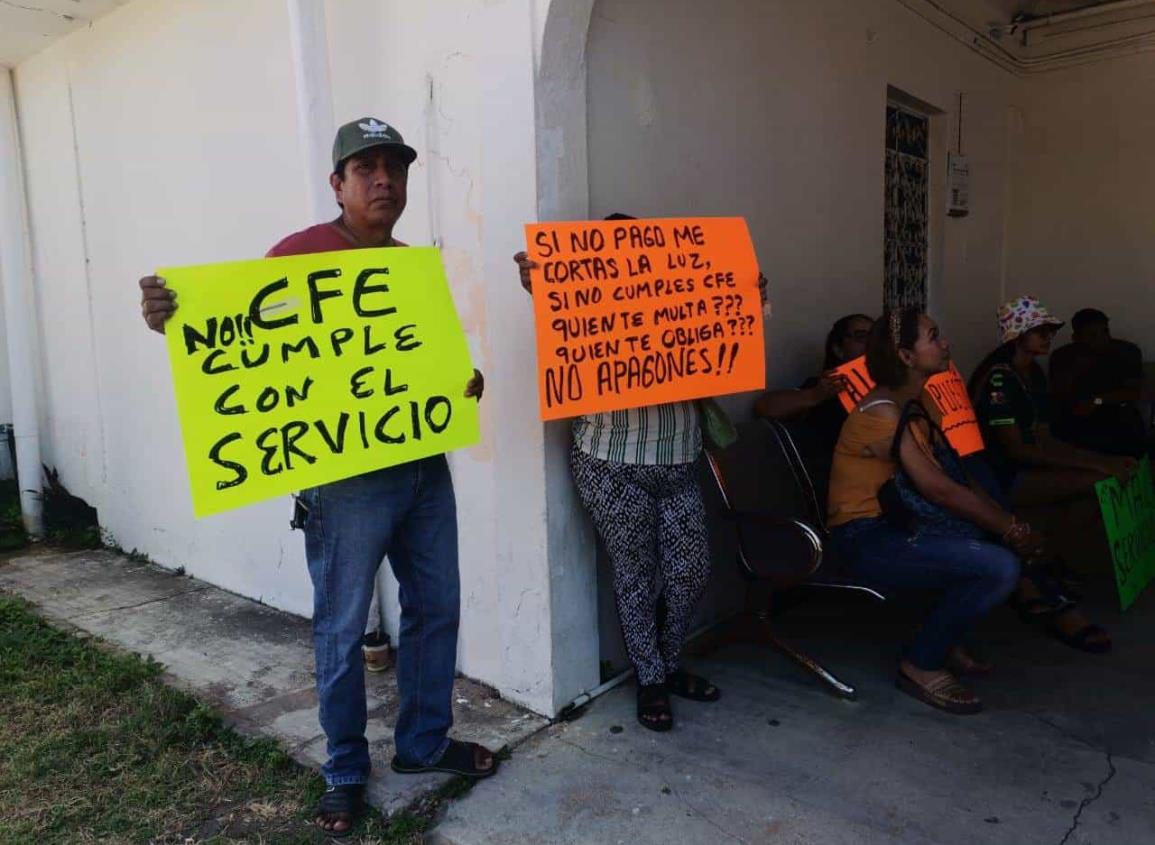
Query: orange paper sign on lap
525,218,765,420
833,356,984,456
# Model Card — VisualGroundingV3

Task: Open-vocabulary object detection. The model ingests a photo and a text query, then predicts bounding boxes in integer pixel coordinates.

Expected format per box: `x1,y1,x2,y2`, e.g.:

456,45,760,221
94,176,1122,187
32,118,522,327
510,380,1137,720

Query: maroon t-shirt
265,220,407,257
266,221,357,258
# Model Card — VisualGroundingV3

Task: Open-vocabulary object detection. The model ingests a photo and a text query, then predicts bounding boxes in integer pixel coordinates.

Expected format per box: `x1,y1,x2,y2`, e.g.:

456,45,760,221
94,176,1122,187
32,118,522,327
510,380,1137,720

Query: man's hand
465,369,485,402
513,252,538,295
140,275,176,334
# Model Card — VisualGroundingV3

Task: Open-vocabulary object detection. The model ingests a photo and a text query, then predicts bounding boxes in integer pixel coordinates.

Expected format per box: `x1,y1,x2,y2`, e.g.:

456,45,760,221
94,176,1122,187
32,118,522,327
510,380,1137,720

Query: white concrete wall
14,0,580,716
0,295,11,426
1007,53,1155,356
573,0,1027,661
16,0,1147,717
585,0,1025,389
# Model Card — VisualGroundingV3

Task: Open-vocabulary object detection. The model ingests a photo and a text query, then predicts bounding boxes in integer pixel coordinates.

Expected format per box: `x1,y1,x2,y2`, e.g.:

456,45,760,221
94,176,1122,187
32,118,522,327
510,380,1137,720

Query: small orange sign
834,356,984,456
833,358,875,413
924,364,984,456
525,218,765,420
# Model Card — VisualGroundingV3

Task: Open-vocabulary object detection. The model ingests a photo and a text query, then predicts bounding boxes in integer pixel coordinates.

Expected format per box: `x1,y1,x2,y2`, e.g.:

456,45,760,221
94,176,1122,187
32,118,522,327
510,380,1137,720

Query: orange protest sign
833,357,984,456
924,364,984,456
525,218,765,420
833,358,875,413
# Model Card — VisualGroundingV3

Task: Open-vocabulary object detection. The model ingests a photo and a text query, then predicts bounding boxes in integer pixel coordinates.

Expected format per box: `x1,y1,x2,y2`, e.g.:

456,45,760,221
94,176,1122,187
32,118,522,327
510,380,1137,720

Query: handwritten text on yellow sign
161,247,479,517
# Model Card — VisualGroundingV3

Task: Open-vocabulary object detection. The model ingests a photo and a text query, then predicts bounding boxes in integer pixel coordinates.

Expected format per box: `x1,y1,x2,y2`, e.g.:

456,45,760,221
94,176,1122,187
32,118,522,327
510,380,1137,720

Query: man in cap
1049,308,1147,458
139,117,496,836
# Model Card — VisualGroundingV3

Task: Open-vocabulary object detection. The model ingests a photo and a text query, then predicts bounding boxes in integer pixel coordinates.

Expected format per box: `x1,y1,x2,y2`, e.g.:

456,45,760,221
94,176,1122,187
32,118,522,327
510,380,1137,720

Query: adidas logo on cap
359,119,394,139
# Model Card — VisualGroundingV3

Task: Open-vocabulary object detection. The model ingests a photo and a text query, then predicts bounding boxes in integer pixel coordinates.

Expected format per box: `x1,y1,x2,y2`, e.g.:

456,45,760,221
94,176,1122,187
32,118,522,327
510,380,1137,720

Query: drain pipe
1004,0,1152,34
0,68,44,538
285,0,336,221
557,612,739,720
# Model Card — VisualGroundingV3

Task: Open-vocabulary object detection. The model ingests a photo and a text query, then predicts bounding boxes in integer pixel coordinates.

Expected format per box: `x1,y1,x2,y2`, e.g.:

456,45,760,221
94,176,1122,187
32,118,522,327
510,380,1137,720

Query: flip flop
390,739,499,779
1050,619,1112,654
945,649,993,677
666,669,721,702
313,783,364,839
896,669,983,715
1009,595,1074,626
637,683,674,732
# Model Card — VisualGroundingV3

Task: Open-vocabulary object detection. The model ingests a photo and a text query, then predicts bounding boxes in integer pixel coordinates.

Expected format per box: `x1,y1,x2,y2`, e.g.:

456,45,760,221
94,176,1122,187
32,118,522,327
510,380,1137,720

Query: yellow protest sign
161,247,479,517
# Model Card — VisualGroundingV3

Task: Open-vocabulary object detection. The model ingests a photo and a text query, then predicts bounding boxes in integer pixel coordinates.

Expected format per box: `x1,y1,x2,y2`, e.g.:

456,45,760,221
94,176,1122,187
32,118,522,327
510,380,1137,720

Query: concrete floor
0,547,547,818
431,580,1155,845
3,547,1153,844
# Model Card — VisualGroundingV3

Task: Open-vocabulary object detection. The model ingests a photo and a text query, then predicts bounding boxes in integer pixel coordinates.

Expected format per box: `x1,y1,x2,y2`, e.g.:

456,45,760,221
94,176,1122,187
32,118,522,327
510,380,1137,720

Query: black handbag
878,400,986,540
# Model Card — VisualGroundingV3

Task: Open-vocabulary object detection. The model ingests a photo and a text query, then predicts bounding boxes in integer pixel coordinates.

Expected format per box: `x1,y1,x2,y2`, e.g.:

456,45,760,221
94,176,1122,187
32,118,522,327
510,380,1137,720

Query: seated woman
755,313,874,457
828,309,1037,715
970,297,1135,625
756,315,873,512
970,296,1137,500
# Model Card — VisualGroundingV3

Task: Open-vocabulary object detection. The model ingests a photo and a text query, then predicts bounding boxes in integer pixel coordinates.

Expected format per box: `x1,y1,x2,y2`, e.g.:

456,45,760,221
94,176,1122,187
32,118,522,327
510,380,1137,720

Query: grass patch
0,481,27,552
0,595,447,844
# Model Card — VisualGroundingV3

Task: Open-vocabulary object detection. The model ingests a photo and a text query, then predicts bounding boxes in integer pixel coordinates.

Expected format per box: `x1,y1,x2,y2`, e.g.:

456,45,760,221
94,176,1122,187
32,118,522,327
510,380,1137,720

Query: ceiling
0,1,129,67
981,0,1117,19
1,0,1153,71
930,0,1155,68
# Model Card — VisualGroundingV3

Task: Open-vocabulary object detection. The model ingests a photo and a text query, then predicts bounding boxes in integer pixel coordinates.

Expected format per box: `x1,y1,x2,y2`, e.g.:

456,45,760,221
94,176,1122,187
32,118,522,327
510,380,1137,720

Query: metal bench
704,418,885,700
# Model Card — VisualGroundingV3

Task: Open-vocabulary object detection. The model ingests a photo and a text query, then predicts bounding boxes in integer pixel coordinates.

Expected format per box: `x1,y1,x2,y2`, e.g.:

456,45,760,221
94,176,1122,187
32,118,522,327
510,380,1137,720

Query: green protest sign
1095,456,1155,610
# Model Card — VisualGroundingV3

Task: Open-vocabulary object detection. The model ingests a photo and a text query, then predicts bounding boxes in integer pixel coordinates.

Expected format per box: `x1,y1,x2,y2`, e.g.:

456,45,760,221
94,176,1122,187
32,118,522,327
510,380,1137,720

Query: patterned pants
571,445,712,686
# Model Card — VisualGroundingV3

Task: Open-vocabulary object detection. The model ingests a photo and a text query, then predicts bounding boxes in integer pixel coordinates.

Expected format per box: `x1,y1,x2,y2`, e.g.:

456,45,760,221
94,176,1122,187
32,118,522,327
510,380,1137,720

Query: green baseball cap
332,117,417,171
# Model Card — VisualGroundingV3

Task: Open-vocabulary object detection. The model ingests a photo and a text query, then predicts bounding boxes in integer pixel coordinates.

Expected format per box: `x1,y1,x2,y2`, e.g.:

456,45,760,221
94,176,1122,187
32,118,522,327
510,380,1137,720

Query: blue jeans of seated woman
298,455,459,786
831,517,1020,670
963,453,1069,605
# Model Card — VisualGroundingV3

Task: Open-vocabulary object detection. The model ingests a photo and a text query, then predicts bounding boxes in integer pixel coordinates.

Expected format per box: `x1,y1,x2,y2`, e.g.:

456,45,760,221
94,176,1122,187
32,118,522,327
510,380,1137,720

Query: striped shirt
572,401,701,465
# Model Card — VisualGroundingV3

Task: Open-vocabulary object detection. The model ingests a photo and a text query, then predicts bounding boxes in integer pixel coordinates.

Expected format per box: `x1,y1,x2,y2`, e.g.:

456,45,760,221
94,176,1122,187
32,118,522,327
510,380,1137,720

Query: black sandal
390,739,499,779
637,683,673,732
314,783,364,838
666,669,721,702
1042,559,1086,599
1009,595,1074,625
1050,615,1112,654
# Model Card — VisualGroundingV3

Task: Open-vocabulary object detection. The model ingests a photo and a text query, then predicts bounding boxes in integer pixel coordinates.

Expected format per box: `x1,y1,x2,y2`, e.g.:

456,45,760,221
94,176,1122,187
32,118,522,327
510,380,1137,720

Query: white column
286,0,336,221
0,68,44,537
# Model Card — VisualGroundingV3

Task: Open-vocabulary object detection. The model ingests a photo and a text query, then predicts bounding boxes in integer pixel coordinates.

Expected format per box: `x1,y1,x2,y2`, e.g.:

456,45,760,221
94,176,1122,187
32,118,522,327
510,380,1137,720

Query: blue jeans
298,455,459,786
831,517,1020,670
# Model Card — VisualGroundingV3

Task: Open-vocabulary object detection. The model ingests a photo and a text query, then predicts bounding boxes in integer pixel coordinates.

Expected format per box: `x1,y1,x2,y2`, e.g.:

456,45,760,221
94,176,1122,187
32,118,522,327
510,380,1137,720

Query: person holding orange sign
514,216,766,733
755,314,874,458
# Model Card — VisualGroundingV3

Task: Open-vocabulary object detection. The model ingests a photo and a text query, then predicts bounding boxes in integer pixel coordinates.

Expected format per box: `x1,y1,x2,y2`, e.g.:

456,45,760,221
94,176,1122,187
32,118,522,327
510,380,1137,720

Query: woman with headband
826,309,1035,715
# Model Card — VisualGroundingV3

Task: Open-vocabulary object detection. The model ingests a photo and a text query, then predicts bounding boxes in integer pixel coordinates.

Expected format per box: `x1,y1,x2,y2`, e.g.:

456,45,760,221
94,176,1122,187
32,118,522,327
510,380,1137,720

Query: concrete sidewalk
430,582,1155,844
5,547,1154,843
0,547,548,818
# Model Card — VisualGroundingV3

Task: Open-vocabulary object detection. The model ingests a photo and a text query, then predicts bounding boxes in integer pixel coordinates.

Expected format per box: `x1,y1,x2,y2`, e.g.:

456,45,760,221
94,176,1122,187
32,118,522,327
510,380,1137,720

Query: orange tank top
826,401,901,528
